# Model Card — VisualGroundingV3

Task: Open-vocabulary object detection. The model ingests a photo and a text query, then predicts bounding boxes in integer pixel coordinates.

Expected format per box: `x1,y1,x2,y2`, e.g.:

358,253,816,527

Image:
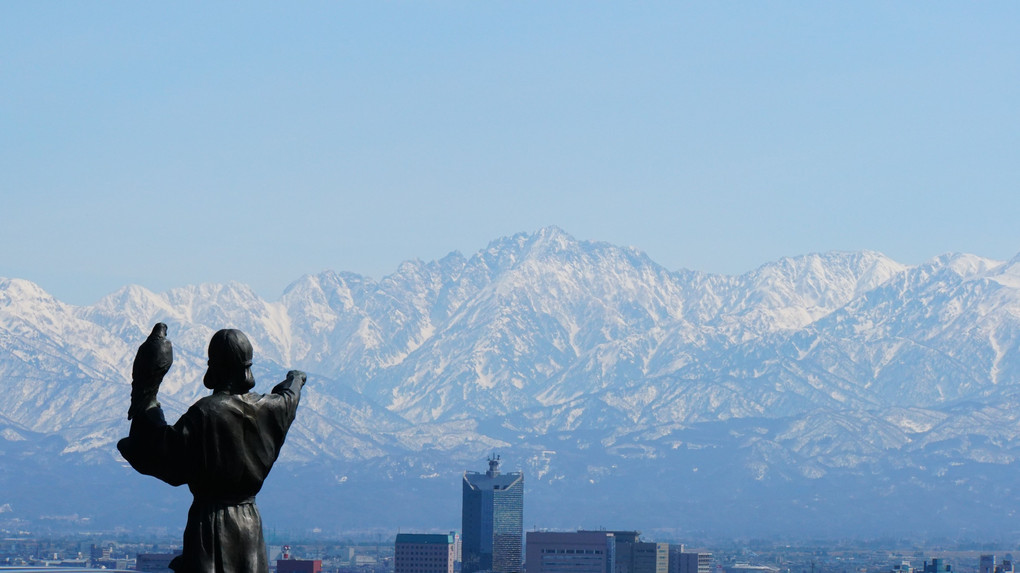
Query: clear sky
2,3,1019,305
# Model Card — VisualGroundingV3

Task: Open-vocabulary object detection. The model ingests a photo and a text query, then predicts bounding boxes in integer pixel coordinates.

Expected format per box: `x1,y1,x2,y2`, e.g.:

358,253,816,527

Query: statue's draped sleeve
118,403,190,486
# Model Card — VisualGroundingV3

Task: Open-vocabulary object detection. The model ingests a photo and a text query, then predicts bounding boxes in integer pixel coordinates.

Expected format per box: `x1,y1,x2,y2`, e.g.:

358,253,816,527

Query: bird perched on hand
128,322,174,419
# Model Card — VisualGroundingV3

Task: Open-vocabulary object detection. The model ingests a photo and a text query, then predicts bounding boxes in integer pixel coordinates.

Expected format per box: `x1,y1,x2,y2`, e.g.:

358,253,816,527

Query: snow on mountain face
2,228,1020,537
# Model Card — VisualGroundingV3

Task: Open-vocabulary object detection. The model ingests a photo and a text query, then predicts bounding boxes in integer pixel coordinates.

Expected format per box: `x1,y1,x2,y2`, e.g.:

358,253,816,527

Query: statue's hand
285,370,307,387
128,323,174,419
272,370,306,395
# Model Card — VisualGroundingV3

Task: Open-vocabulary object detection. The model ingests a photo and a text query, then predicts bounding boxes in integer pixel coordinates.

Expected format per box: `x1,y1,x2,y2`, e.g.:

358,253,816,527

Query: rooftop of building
580,530,640,543
463,454,523,490
395,533,455,545
463,470,523,490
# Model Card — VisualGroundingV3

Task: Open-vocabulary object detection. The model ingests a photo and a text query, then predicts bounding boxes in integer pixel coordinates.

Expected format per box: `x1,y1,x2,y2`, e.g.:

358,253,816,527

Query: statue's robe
118,378,302,573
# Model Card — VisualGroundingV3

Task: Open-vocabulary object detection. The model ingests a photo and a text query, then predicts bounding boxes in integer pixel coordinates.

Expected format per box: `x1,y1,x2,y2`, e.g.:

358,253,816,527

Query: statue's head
203,328,256,393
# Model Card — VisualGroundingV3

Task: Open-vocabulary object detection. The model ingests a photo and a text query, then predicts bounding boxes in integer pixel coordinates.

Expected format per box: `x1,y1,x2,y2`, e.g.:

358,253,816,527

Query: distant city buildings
723,564,780,573
981,555,1015,573
580,531,667,573
88,543,131,570
526,530,706,573
891,561,914,573
526,530,616,573
136,552,180,573
277,557,322,573
668,546,711,573
462,454,523,573
90,543,112,566
981,556,995,573
924,559,952,573
395,533,457,573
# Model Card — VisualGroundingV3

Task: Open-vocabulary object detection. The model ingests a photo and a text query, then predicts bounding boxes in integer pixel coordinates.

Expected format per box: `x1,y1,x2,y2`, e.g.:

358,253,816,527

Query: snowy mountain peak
0,277,65,309
922,252,1002,279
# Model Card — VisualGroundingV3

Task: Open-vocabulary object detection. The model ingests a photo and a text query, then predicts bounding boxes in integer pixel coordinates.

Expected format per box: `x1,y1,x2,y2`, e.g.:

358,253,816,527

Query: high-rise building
395,533,457,573
526,531,617,573
462,455,523,573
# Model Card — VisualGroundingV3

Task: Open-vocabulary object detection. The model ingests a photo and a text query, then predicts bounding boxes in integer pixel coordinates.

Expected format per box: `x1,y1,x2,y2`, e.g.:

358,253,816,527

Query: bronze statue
118,323,305,573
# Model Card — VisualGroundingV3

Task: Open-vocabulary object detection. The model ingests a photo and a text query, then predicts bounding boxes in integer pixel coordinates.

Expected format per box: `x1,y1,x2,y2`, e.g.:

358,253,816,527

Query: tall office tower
462,455,524,573
668,546,712,573
395,533,457,573
526,531,617,573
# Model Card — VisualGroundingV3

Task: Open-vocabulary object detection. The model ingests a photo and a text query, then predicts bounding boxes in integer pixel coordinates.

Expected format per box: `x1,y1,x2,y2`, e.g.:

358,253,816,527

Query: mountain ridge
1,228,1019,538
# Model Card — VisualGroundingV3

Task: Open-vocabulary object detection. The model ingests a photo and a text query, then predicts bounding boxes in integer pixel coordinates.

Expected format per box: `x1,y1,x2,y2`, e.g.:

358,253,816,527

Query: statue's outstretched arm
262,370,306,432
127,322,173,420
118,323,189,486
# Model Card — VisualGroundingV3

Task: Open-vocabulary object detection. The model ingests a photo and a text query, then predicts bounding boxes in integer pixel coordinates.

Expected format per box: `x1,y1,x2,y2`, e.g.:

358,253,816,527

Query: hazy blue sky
3,3,1019,305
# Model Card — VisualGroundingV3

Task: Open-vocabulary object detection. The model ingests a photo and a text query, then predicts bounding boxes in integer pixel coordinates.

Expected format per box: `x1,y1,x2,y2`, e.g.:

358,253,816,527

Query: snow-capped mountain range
2,227,1019,539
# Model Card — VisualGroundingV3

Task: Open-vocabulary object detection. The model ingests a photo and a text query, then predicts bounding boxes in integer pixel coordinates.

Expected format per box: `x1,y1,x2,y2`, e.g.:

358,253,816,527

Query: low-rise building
395,533,457,573
724,564,780,573
526,531,617,573
669,546,711,573
277,558,322,573
923,559,951,573
137,552,181,573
